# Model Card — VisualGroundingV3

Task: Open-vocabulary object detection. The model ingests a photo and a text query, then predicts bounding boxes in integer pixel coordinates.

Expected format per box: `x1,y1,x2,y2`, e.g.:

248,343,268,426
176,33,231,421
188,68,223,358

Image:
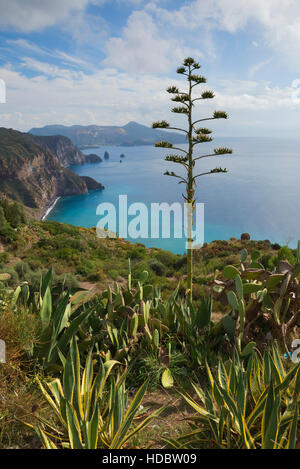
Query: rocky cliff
0,128,104,217
29,134,102,166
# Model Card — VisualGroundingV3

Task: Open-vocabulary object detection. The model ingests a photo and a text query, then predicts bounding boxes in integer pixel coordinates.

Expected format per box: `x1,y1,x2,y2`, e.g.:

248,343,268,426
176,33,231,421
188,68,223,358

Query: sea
46,137,300,254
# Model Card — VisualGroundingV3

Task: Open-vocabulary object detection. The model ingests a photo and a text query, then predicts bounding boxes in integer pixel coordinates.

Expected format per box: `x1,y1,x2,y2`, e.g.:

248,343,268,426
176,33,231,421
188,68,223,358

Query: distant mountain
0,128,104,217
29,121,186,147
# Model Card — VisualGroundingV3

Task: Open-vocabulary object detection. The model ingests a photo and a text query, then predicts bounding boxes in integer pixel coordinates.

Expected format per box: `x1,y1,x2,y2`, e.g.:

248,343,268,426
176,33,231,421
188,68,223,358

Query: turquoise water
47,137,300,254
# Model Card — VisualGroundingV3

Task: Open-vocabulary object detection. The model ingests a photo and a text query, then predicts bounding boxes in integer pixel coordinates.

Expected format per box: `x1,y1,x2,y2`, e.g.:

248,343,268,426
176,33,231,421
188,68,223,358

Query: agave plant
167,346,300,449
26,338,163,449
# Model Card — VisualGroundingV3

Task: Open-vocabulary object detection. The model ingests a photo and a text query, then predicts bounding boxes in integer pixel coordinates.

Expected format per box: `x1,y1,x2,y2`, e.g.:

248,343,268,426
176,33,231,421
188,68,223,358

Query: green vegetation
170,348,300,449
153,57,232,300
0,197,26,242
1,236,300,449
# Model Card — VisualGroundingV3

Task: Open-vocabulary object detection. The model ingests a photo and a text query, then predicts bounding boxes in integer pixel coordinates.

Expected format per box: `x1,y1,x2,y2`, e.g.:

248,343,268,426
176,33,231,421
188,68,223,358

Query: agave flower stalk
153,58,232,300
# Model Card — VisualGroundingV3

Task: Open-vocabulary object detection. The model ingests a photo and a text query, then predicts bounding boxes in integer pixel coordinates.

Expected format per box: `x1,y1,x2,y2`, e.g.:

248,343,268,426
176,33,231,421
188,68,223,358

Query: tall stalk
153,57,232,301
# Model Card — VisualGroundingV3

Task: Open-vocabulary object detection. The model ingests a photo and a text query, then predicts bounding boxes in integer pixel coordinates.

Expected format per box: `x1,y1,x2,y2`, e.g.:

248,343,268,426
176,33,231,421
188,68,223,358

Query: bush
127,246,147,260
154,250,178,267
0,267,19,286
14,262,31,279
0,252,9,264
148,259,167,277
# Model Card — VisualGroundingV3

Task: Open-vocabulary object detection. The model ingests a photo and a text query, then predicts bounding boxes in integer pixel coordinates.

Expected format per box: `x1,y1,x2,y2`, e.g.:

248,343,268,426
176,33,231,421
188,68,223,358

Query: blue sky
0,0,300,136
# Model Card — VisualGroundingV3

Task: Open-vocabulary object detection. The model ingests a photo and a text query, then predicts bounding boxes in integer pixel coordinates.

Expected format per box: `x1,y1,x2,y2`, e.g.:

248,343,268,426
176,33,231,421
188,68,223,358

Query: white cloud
249,59,272,78
147,0,300,66
103,10,203,73
0,59,298,136
0,0,97,32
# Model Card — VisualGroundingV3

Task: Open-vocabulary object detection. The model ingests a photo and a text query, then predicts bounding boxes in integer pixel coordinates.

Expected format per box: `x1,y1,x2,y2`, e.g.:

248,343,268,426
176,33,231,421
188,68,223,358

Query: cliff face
29,134,102,166
0,128,104,214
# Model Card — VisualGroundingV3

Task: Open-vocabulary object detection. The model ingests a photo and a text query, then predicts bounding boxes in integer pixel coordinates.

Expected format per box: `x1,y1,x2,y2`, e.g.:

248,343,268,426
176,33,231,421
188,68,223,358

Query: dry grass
0,297,43,449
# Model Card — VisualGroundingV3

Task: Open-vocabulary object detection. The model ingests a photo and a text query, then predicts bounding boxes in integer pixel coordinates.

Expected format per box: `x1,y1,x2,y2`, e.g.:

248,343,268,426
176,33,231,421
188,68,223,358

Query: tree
153,57,232,300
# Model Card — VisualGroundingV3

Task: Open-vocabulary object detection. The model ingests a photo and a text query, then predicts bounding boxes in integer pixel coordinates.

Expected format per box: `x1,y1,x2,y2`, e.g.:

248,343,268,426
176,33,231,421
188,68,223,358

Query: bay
46,137,300,253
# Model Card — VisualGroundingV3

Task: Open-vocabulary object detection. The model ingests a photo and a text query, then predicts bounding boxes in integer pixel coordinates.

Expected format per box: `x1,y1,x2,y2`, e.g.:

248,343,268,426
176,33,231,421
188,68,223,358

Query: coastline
41,197,61,221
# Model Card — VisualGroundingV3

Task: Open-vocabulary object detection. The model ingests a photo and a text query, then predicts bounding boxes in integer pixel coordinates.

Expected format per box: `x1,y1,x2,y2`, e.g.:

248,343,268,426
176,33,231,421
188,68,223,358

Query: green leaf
264,274,284,292
287,401,298,449
223,265,240,280
161,368,174,389
153,329,159,349
139,271,149,285
241,342,256,357
227,291,239,310
240,248,248,263
243,283,262,294
222,315,236,341
251,251,260,262
197,296,212,329
40,286,52,328
41,267,53,298
262,381,280,449
235,275,243,300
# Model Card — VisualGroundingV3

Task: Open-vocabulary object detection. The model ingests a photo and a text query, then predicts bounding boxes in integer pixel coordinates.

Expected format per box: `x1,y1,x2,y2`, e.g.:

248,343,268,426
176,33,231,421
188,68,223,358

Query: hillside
29,121,187,147
29,134,102,166
0,215,287,297
0,128,104,217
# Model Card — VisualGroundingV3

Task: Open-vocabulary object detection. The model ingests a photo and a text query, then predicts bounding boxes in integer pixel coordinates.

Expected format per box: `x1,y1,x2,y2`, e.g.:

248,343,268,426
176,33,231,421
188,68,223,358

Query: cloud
147,0,300,66
0,0,96,32
103,10,203,73
5,39,91,70
249,59,272,78
0,58,298,136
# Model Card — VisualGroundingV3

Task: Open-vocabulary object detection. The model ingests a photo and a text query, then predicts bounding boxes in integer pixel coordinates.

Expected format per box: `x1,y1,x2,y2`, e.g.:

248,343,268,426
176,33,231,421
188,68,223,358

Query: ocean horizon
46,136,300,254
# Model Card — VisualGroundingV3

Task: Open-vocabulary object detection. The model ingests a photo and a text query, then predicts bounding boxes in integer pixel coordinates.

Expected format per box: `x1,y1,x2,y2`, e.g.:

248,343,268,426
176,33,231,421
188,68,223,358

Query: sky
0,0,300,136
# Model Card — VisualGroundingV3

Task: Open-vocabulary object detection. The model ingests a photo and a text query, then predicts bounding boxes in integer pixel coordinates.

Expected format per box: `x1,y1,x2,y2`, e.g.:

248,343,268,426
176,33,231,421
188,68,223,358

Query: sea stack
104,151,109,160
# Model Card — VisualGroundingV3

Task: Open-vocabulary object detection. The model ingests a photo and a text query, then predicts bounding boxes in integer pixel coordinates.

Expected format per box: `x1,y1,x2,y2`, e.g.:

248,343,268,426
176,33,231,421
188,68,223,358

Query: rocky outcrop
0,128,104,215
29,134,102,167
85,153,102,163
81,176,104,191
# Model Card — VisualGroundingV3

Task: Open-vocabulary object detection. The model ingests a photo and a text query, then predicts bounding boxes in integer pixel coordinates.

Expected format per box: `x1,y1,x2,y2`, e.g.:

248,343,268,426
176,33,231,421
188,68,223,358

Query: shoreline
41,197,61,221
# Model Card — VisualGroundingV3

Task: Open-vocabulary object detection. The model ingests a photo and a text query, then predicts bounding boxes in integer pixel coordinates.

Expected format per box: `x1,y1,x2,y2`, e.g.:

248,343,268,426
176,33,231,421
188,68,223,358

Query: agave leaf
65,401,84,449
40,286,52,328
262,380,280,449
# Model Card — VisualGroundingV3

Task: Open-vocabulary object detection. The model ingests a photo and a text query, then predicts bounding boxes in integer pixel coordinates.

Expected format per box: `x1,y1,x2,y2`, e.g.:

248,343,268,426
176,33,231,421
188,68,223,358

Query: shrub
0,252,9,264
126,246,147,260
148,259,167,277
155,250,178,267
